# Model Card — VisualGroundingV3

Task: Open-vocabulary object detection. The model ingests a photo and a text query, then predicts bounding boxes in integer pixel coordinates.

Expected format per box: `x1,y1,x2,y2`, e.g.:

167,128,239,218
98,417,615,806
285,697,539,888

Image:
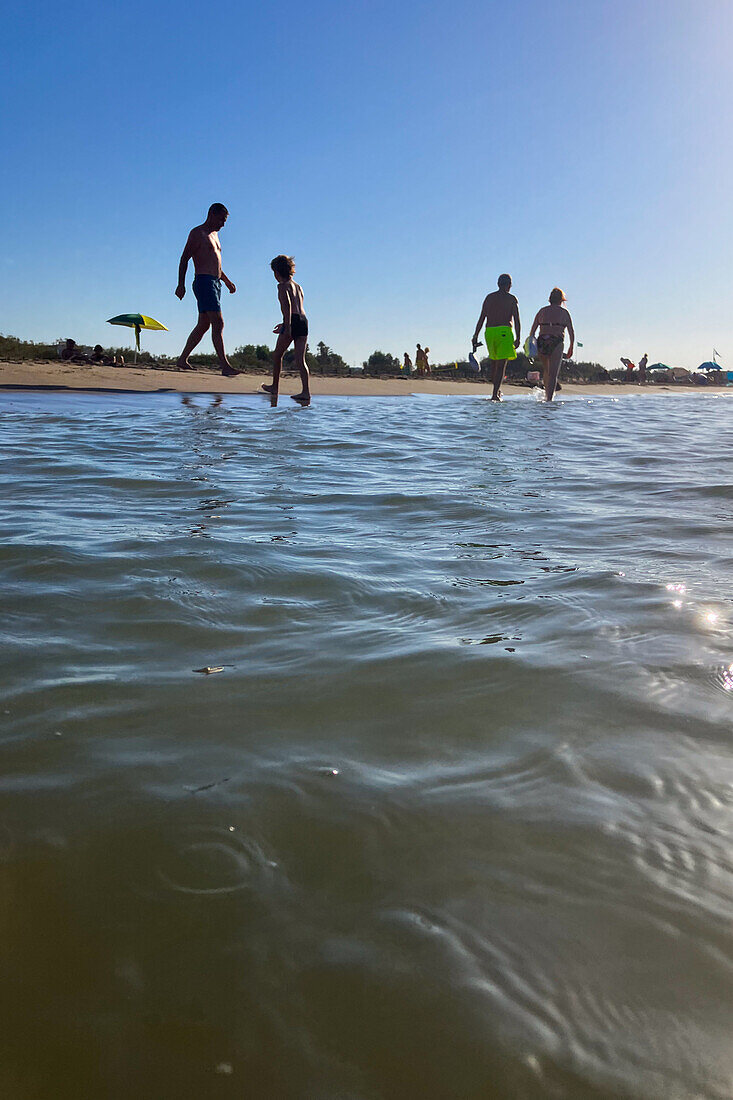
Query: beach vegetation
314,342,350,374
362,350,401,375
0,333,63,360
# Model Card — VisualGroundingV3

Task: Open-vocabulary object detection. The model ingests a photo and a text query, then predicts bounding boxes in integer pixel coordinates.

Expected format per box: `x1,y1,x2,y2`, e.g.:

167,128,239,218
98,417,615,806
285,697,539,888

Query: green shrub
362,350,401,375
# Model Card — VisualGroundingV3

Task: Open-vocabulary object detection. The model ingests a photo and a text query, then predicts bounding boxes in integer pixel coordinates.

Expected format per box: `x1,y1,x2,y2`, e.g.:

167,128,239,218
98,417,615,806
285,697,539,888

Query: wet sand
0,359,728,397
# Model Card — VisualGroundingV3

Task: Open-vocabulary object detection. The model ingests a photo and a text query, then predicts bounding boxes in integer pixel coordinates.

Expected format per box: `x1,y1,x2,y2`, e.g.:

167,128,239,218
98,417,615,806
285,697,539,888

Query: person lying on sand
529,288,575,401
261,255,311,406
90,345,117,366
471,274,521,401
175,203,238,377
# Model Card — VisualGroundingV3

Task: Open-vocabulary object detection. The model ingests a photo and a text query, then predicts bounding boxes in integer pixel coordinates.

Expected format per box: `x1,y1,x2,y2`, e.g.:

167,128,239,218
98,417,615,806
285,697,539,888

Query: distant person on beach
415,344,426,376
261,255,311,405
529,288,575,401
91,344,116,366
638,353,648,383
175,203,238,376
621,357,635,377
403,352,413,374
471,274,521,401
423,347,431,375
60,339,89,363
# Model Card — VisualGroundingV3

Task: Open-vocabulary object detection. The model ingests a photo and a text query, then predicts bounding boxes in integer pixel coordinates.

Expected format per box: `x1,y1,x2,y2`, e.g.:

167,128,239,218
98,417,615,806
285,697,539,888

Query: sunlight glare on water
0,390,732,1099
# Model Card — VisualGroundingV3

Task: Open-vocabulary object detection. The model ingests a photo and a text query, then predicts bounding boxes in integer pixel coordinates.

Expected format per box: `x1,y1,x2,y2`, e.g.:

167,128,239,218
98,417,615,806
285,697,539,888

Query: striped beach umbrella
107,313,168,358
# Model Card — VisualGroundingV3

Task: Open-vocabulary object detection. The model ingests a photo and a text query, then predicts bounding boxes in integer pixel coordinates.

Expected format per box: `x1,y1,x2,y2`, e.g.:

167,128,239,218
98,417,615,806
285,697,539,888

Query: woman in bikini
529,287,575,402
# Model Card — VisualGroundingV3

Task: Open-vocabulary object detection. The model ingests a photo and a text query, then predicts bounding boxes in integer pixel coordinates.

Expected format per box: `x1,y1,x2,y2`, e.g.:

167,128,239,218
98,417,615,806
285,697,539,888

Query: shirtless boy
528,287,575,401
471,274,521,401
262,255,311,405
175,203,238,376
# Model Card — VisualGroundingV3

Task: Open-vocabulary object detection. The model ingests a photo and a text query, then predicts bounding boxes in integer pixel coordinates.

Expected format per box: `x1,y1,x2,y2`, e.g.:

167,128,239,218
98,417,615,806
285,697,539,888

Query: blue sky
2,0,732,368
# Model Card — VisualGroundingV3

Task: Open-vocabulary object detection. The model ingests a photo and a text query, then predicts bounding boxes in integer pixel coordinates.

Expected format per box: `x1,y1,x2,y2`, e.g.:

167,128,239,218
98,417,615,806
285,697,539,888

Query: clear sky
2,0,732,369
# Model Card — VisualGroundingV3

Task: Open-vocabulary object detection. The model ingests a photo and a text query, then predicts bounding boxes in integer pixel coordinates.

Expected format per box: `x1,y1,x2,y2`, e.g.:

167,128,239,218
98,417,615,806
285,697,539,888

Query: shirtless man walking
175,203,238,376
471,274,521,401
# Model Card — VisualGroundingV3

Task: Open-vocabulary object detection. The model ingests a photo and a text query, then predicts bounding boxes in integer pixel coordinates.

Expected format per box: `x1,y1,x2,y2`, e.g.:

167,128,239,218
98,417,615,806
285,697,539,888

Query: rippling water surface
1,390,732,1099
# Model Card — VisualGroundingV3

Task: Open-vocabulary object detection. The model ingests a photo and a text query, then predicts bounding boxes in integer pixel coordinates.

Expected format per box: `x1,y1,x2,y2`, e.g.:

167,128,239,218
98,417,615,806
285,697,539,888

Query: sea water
0,390,732,1099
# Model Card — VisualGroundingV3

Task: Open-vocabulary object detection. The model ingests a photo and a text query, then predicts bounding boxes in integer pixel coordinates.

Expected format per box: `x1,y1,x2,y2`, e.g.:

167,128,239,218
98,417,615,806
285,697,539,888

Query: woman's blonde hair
549,287,566,305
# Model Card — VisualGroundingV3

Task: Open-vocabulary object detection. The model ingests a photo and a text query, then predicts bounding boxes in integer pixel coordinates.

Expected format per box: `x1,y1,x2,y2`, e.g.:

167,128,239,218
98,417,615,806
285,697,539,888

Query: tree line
0,331,608,381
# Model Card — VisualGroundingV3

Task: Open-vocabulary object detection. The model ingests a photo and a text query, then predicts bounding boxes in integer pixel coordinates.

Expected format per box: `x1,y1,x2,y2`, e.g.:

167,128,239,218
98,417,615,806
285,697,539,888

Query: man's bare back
481,289,518,327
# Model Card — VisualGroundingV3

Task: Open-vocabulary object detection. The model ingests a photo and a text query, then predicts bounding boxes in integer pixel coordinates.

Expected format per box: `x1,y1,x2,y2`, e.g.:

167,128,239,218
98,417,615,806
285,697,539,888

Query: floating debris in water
214,1062,233,1075
193,666,225,675
186,777,232,794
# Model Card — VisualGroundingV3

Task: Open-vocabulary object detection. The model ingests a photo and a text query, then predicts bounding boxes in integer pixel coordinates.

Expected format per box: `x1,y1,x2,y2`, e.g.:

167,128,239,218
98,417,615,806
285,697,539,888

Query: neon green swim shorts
484,325,517,361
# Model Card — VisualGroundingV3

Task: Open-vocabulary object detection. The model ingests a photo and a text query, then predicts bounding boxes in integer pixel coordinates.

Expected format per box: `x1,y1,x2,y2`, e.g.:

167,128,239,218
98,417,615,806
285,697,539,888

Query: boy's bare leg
545,346,564,401
491,359,507,401
291,337,311,404
176,315,211,369
209,314,237,376
262,329,292,405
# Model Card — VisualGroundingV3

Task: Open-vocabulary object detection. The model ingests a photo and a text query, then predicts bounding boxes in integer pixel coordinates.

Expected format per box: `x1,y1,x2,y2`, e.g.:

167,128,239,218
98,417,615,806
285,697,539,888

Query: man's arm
221,271,236,294
512,300,521,348
176,233,194,299
471,297,488,348
564,312,575,358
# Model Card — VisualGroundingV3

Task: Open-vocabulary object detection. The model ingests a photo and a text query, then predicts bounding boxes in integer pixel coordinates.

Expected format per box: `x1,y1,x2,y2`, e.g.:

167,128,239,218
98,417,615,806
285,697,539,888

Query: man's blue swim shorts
192,274,222,314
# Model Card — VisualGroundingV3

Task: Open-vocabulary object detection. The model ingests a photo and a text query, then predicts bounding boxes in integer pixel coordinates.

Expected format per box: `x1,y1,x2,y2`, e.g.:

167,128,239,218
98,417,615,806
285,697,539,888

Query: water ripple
0,391,732,1098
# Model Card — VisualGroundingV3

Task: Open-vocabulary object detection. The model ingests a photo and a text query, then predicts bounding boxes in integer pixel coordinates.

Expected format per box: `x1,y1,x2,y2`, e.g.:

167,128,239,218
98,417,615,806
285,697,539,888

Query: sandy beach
0,359,729,397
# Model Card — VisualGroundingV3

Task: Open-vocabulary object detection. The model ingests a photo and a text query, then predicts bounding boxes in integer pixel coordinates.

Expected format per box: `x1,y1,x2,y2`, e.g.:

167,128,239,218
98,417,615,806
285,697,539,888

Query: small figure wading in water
529,288,575,401
262,255,311,406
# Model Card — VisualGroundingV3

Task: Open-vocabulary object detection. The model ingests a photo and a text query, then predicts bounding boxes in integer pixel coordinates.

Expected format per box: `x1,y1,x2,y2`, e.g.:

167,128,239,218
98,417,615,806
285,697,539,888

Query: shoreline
0,360,729,398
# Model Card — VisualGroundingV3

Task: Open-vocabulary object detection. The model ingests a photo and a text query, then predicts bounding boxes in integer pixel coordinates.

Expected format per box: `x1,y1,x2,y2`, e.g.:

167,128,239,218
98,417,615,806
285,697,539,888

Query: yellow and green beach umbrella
107,313,168,356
